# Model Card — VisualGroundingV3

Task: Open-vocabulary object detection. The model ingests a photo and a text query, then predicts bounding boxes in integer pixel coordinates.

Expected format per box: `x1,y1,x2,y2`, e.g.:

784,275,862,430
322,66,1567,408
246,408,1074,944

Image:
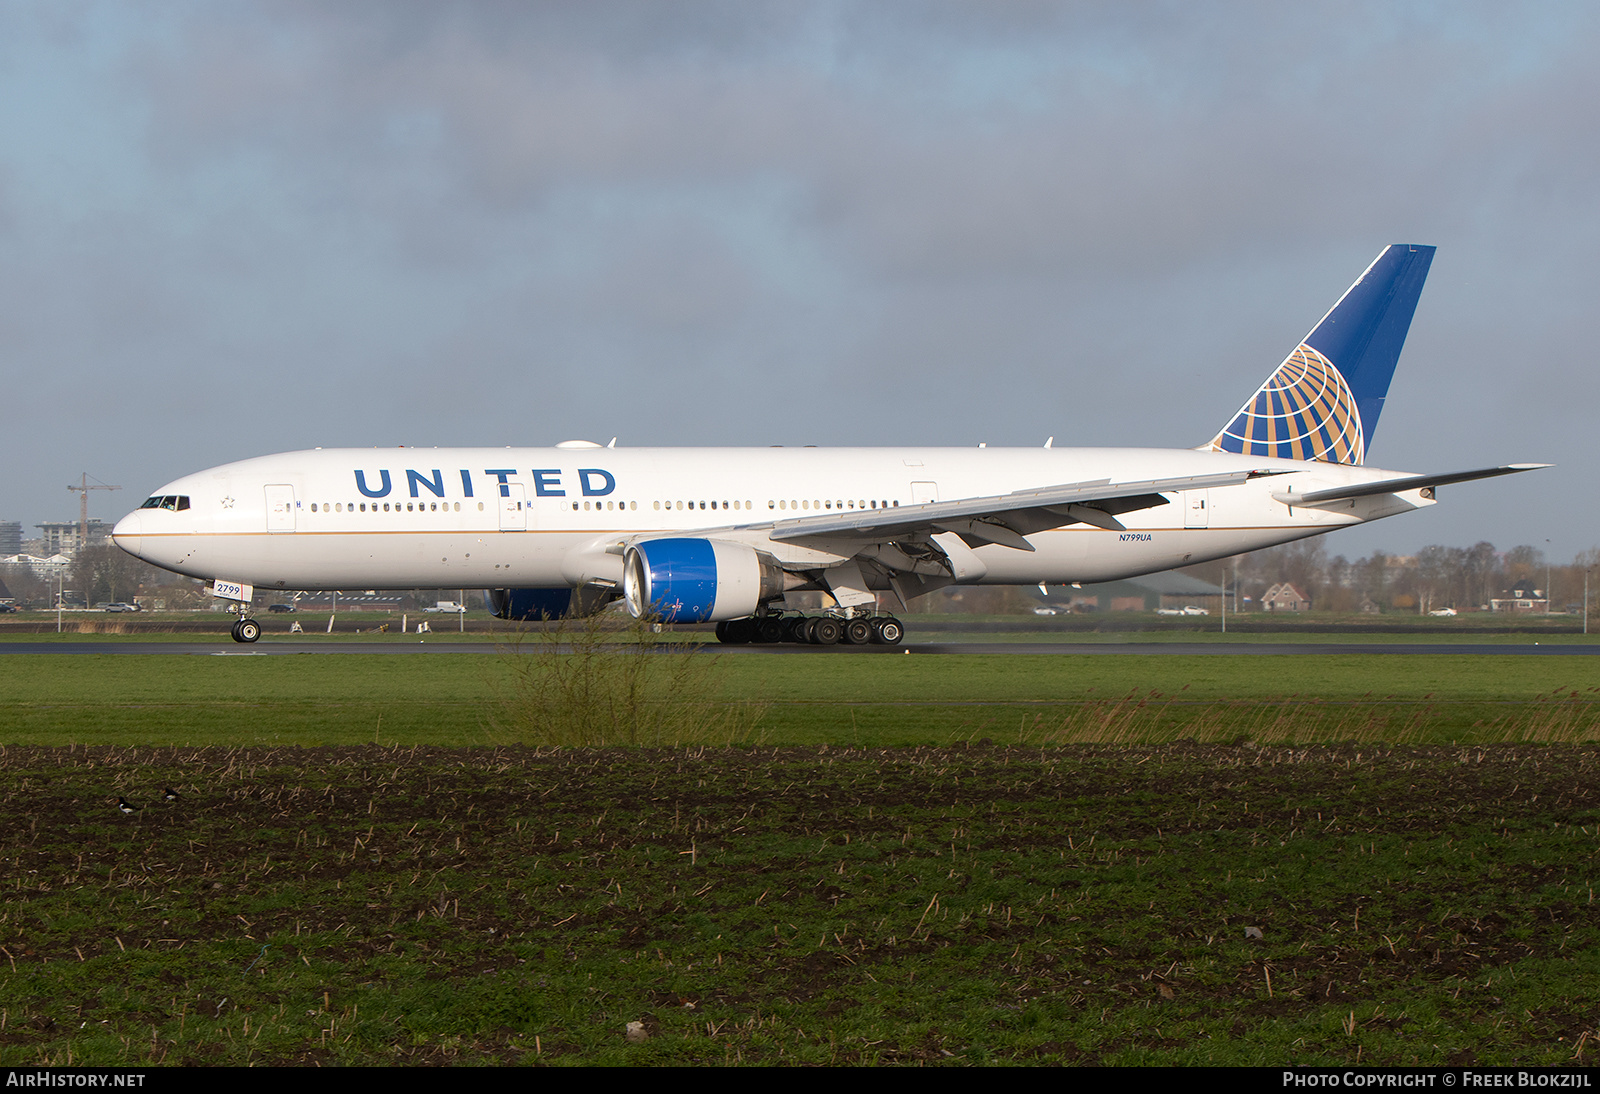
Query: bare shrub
490,613,766,747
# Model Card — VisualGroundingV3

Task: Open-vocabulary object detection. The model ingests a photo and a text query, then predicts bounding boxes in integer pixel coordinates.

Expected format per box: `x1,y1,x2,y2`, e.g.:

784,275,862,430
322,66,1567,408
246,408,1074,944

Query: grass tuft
487,614,768,747
1023,687,1600,746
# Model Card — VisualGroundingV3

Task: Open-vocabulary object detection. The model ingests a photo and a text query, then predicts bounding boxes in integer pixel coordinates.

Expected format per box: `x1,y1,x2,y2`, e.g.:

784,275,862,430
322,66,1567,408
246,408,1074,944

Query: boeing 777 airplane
112,244,1542,643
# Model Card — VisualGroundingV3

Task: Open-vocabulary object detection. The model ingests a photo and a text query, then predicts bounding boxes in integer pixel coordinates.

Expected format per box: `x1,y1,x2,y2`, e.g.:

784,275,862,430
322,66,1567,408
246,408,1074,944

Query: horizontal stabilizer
1272,463,1549,506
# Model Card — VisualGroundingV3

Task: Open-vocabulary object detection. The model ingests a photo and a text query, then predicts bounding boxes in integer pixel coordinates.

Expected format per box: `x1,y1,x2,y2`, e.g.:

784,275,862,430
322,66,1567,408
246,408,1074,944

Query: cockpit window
139,495,190,511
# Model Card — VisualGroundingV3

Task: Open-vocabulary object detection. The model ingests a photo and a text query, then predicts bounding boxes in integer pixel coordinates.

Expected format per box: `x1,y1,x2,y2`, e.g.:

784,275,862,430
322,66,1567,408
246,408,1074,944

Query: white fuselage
111,445,1430,596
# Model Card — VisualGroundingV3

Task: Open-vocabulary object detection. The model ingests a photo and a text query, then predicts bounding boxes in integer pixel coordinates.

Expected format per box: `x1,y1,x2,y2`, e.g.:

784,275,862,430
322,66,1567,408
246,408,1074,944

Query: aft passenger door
1184,489,1210,529
265,485,296,532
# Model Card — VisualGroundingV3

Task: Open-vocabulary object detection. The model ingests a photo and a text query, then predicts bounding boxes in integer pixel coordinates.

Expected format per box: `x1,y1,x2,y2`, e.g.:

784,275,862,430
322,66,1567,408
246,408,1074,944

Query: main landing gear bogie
714,613,905,647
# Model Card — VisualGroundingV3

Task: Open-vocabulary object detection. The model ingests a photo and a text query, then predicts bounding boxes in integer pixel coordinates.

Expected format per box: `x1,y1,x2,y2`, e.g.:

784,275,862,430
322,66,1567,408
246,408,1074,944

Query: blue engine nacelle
486,585,616,621
622,539,786,623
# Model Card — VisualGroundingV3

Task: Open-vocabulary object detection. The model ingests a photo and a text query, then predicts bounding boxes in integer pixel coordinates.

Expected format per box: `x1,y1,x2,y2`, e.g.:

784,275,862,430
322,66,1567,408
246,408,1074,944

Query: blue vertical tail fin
1204,244,1435,465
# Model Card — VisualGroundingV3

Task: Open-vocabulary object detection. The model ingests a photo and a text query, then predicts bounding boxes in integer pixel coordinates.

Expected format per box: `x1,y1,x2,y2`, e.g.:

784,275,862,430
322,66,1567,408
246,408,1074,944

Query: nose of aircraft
111,510,142,557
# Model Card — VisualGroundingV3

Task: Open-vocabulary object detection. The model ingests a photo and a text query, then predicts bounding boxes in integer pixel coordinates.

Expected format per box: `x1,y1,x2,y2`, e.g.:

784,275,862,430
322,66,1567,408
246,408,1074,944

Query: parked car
104,603,139,613
1428,607,1458,617
267,603,296,613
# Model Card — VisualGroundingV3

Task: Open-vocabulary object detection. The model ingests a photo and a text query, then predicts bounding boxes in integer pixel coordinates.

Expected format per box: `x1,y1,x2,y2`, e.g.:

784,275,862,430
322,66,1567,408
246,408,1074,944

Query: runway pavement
1,640,1596,656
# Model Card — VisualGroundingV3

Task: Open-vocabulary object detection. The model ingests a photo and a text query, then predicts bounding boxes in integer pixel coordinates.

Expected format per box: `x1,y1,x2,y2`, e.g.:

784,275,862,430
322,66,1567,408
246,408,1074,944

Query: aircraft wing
1271,463,1549,506
766,468,1286,551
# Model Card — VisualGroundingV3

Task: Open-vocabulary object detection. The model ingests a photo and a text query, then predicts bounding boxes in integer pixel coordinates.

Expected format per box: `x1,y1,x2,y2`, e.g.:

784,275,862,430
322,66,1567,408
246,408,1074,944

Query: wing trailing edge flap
1270,463,1549,507
823,559,877,609
769,469,1279,551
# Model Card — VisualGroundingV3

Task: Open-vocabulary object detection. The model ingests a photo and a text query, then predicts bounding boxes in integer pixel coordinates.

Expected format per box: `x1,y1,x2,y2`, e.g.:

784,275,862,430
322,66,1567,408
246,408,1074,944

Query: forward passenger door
265,485,296,532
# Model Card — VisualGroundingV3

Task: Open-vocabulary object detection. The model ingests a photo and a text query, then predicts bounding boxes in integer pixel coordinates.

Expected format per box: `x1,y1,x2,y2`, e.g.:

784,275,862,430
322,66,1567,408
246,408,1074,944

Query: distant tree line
1,547,207,609
4,539,1596,617
1200,540,1599,614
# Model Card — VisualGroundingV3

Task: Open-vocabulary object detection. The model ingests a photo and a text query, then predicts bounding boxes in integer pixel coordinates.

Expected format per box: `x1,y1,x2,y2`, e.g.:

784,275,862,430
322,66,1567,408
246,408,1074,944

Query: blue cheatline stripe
640,539,719,623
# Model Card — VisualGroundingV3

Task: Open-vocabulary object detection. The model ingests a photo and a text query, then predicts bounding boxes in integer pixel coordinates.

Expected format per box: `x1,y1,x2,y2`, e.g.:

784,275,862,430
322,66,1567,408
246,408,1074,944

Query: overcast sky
1,2,1592,561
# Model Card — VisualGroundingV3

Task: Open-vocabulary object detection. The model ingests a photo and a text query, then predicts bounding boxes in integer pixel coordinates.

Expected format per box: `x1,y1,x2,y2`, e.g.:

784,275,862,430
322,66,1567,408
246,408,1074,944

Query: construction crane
67,473,120,550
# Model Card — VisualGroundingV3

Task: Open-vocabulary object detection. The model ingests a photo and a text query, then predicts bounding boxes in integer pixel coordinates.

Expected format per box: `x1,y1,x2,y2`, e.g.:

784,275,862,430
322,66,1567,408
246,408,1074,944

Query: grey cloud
0,1,1591,557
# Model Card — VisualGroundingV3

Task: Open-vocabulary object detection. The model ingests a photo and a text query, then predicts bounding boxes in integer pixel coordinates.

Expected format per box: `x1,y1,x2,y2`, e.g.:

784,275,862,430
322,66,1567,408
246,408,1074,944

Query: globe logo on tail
1206,344,1365,465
